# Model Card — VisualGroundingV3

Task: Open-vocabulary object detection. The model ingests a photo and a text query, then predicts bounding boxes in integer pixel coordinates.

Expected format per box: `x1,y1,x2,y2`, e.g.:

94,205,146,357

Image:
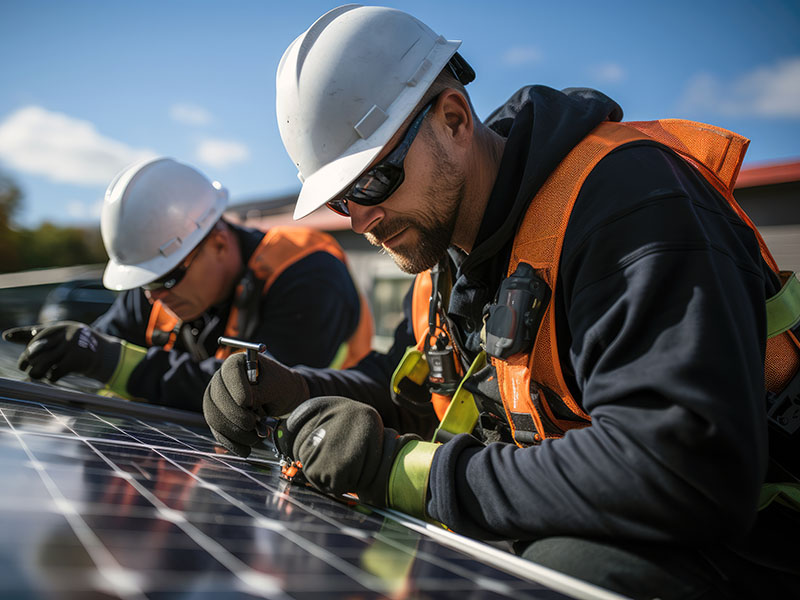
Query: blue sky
0,0,798,228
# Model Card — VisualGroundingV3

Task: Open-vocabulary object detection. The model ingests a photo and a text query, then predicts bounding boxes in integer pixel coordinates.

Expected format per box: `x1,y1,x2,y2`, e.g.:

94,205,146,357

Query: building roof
736,159,800,189
227,194,351,231
225,158,800,231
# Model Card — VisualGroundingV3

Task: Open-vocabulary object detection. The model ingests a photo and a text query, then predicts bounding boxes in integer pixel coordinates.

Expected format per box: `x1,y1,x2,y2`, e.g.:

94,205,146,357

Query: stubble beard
365,153,464,274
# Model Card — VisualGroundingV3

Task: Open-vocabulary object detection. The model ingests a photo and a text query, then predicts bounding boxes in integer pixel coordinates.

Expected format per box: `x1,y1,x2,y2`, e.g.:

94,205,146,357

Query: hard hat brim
102,258,174,292
293,144,384,220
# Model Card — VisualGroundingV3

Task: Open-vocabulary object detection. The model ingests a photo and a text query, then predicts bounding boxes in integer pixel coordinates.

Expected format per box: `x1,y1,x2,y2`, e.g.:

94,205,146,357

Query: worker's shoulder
589,141,705,202
271,249,356,289
567,142,716,230
263,249,360,317
557,142,733,272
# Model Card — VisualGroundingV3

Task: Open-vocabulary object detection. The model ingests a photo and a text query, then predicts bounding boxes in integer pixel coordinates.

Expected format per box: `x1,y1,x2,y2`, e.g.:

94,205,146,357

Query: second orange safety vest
146,226,373,369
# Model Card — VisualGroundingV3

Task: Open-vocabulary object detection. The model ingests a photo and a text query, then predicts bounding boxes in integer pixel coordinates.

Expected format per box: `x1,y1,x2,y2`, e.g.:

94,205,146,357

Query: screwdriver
216,336,304,482
217,336,270,437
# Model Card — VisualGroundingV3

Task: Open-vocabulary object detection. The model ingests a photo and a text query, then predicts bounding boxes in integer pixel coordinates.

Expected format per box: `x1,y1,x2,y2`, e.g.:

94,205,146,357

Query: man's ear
207,226,229,256
435,88,473,147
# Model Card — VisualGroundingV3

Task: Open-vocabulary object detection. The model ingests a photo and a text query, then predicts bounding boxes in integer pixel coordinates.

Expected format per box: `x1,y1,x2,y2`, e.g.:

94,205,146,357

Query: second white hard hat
100,157,228,291
276,4,462,219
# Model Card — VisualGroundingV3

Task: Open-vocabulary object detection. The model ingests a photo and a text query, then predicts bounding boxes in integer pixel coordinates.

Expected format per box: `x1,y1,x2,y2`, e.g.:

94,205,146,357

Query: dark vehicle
37,278,117,324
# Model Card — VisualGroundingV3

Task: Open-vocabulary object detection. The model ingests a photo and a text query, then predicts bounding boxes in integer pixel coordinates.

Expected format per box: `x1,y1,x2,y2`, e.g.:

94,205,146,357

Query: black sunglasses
327,98,435,217
142,248,200,291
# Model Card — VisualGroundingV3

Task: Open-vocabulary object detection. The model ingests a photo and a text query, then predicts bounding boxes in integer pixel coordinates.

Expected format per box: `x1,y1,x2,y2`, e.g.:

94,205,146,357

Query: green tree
17,223,107,270
0,173,23,272
0,170,108,274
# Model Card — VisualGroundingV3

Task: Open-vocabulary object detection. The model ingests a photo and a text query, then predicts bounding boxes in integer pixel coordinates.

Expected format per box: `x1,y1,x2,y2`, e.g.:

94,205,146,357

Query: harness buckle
426,334,459,395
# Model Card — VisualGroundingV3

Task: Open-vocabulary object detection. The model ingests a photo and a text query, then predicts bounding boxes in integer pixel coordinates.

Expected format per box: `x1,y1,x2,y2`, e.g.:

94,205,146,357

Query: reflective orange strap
145,300,180,350
494,123,649,444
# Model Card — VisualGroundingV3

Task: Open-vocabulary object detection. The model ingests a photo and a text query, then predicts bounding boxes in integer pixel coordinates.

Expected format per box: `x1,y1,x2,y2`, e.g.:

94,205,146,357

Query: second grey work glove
203,352,310,457
12,321,123,383
277,396,434,513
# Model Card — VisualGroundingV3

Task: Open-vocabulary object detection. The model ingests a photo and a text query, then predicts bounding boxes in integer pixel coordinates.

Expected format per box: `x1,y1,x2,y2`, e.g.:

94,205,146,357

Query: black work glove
203,352,310,457
9,321,122,383
279,396,421,506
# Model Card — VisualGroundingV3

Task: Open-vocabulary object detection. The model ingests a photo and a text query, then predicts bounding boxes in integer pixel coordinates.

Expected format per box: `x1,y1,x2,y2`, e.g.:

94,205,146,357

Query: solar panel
0,377,622,600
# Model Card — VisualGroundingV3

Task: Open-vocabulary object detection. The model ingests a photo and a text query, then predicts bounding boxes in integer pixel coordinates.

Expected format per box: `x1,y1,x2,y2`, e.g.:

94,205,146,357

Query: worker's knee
514,536,729,600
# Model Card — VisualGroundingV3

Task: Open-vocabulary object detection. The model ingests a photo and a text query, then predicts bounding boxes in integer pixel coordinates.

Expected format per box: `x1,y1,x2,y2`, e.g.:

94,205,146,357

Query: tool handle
217,336,267,385
217,337,266,353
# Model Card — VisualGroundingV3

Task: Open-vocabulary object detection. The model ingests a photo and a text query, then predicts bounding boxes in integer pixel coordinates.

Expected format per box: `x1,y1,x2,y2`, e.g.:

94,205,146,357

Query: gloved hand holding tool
274,396,439,517
203,340,310,457
4,321,145,390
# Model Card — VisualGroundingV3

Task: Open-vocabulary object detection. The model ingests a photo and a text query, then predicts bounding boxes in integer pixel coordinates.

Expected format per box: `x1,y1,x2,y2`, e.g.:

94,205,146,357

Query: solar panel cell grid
0,394,579,600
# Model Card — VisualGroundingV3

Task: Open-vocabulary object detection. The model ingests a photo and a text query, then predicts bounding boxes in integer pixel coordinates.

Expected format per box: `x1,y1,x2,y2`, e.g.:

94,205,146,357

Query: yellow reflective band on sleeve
758,482,800,512
105,341,148,400
328,341,349,370
766,272,800,338
433,351,486,442
387,440,439,519
391,346,430,393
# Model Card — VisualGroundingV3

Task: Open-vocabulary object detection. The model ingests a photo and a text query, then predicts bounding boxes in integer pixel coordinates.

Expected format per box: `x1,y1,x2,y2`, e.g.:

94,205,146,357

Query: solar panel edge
0,376,207,428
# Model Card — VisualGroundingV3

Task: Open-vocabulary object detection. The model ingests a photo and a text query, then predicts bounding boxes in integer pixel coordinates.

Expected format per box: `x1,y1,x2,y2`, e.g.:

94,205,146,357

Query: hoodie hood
467,85,623,273
448,85,622,349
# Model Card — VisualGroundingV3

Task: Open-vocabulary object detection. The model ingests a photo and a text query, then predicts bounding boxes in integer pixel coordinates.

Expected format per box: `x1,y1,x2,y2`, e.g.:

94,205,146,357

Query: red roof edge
736,158,800,189
228,158,800,230
232,206,352,232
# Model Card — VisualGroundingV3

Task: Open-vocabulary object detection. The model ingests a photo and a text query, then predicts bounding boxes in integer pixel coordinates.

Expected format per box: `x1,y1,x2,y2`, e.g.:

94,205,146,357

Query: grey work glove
8,321,122,383
278,396,420,506
203,352,310,457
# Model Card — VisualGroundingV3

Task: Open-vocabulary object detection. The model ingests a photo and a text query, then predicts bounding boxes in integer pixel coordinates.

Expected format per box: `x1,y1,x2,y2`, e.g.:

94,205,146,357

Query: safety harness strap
758,482,800,512
766,272,800,339
433,351,486,442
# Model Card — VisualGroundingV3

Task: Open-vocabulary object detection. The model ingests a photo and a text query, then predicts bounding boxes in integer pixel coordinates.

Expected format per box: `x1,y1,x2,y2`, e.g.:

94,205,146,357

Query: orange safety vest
410,119,800,447
145,226,373,369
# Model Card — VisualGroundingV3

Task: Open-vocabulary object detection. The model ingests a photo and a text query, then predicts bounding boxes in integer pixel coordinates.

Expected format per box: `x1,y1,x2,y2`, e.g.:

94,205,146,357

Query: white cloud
0,106,157,186
196,138,250,168
590,62,625,84
66,198,104,220
679,57,800,118
170,103,213,126
502,46,542,66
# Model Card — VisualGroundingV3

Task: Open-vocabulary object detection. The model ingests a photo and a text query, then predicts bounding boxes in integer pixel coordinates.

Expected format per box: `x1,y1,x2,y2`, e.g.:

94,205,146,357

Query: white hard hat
276,4,463,219
100,157,228,291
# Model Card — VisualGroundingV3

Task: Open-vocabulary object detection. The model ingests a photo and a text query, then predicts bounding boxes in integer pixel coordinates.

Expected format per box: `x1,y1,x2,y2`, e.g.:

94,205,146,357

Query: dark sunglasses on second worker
326,98,436,217
142,247,200,291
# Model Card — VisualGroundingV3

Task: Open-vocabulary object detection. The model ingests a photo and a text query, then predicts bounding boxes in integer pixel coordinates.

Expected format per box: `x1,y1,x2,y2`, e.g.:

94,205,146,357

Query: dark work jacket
297,87,800,573
94,222,361,412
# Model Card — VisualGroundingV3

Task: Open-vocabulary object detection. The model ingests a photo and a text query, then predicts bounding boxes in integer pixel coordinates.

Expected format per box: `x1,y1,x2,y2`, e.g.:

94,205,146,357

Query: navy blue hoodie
429,86,778,546
297,86,792,553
